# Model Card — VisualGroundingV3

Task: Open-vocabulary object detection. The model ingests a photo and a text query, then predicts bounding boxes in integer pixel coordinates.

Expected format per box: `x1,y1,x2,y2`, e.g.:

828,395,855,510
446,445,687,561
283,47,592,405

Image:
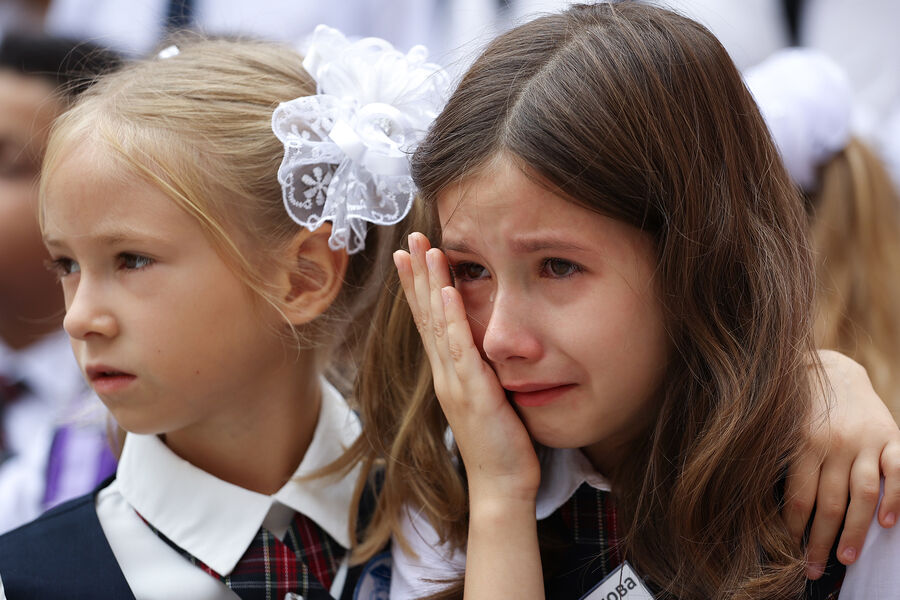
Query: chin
525,420,594,450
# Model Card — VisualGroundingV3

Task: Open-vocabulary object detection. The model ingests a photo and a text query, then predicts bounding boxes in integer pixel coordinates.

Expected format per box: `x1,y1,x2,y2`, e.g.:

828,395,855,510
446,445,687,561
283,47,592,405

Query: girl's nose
480,290,543,364
63,281,118,341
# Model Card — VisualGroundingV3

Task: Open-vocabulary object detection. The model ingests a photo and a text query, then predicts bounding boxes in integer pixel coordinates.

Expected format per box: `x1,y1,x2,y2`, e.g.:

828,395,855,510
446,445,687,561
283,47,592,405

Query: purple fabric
42,425,118,510
41,427,69,507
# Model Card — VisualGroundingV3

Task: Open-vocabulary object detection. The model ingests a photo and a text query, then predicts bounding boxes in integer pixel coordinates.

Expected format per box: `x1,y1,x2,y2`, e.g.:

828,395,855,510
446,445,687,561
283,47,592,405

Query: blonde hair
811,137,900,422
40,36,394,378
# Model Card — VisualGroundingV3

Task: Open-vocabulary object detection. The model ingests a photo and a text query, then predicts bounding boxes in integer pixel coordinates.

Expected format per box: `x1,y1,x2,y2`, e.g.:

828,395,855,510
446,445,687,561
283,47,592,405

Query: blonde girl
349,4,900,599
747,48,900,424
0,28,446,599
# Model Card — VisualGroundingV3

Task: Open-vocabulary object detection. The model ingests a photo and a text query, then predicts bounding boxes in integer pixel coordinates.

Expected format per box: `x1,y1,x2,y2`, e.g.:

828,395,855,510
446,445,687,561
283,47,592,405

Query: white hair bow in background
272,25,450,254
745,48,853,192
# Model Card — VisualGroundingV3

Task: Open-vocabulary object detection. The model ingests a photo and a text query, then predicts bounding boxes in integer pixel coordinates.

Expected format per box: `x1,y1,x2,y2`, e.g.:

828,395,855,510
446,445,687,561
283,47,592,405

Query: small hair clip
157,45,180,60
272,25,450,254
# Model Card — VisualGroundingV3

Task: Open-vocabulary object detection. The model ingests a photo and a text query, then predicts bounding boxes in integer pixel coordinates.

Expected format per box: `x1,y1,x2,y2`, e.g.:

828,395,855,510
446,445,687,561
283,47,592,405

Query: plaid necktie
142,510,345,599
540,482,623,598
558,482,621,566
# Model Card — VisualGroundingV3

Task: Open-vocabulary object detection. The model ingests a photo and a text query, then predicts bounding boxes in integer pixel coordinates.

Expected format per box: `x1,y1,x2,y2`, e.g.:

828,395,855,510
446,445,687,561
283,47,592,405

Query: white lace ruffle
272,25,450,254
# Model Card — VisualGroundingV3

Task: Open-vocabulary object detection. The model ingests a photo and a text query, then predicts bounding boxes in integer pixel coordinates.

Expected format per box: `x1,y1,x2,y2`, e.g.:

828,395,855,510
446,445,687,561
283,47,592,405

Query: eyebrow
43,230,169,248
441,237,591,255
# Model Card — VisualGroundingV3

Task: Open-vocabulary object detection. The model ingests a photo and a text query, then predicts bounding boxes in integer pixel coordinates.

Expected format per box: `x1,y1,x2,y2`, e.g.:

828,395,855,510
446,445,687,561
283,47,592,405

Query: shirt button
284,594,303,600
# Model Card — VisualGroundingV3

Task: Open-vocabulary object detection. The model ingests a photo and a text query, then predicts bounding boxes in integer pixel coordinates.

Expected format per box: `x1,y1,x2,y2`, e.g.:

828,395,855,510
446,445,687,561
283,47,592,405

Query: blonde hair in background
811,138,900,423
39,35,395,383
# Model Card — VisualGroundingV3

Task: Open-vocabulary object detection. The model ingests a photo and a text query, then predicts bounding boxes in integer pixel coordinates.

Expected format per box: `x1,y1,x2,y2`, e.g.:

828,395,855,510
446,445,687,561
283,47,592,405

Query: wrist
469,494,537,526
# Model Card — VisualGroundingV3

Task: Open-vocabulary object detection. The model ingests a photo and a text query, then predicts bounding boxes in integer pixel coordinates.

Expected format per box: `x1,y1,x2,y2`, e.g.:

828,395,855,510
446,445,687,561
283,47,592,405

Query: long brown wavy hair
810,138,900,423
345,3,818,598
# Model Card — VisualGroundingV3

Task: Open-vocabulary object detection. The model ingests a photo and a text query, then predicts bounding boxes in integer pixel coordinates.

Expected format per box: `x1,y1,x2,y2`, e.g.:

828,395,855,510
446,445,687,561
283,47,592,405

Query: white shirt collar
535,447,611,520
116,378,361,576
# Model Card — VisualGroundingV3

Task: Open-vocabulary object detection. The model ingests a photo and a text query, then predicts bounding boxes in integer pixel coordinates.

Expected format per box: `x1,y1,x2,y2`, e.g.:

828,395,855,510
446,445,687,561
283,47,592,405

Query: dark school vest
0,478,134,599
0,476,380,600
538,483,846,599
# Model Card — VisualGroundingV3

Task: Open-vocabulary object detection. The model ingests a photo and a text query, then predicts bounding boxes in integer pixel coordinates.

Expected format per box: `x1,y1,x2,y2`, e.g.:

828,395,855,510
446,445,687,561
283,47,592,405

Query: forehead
41,142,190,238
435,156,657,263
436,158,583,238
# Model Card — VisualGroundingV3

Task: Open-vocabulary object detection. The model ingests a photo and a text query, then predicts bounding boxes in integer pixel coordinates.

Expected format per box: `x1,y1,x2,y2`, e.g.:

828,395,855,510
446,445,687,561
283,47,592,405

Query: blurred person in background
0,32,120,533
40,0,441,59
480,0,900,179
0,0,51,42
747,48,900,424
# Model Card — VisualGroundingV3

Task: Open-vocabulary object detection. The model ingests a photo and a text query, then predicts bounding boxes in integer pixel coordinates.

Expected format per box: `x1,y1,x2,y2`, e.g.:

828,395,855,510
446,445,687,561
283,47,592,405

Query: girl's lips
506,383,577,407
85,366,136,394
89,373,137,394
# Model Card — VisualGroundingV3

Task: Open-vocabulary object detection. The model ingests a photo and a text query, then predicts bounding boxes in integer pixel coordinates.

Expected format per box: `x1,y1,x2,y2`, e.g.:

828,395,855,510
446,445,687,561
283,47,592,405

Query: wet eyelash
118,253,155,270
44,257,78,279
449,262,490,283
540,258,583,278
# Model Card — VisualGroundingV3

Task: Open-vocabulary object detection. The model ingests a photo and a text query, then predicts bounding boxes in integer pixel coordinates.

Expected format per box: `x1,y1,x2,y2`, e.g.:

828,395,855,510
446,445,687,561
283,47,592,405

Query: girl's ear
278,223,348,325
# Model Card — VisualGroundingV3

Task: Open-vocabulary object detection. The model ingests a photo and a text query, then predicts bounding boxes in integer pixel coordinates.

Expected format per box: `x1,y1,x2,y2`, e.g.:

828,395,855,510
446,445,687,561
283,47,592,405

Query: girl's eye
541,258,582,278
452,262,490,282
119,253,154,270
45,257,80,279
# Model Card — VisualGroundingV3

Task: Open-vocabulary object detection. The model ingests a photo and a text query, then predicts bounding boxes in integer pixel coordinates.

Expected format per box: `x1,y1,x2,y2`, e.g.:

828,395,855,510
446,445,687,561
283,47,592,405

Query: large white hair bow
272,25,450,254
745,48,853,192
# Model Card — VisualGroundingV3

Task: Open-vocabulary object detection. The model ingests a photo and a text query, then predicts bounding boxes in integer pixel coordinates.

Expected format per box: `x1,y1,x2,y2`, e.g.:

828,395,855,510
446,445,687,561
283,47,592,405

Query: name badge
579,561,654,600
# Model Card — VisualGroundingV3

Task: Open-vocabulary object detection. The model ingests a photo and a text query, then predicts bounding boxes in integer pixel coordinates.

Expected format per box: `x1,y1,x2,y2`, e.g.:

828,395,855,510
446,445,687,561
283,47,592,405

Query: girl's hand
785,350,900,579
394,233,541,504
396,233,545,599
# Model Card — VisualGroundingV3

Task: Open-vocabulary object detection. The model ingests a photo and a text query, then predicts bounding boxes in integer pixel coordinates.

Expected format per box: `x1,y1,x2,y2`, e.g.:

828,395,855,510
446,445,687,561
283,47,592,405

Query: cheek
460,294,491,355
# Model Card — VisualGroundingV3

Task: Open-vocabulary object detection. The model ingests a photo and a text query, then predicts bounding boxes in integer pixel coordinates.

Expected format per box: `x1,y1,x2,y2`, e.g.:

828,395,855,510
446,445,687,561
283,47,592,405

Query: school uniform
0,378,363,600
0,331,114,534
390,448,865,599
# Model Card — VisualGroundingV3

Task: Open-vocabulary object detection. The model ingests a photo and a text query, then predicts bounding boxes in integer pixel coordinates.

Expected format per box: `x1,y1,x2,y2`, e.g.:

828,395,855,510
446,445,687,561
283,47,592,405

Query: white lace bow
272,25,449,253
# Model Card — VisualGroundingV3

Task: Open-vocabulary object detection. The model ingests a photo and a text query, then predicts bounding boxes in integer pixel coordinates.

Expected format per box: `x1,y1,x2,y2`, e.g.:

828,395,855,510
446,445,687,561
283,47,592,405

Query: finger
879,440,900,528
407,233,437,353
836,452,881,565
783,450,820,545
426,248,455,367
394,250,432,350
805,466,850,580
441,286,488,376
394,250,419,318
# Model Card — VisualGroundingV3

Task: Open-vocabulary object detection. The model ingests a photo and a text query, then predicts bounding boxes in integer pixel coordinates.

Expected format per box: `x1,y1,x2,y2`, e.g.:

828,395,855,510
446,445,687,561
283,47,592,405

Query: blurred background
2,0,898,177
1,0,900,533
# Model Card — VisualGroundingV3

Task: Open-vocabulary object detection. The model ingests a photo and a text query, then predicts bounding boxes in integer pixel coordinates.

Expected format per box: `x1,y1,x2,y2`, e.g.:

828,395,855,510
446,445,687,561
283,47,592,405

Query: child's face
437,157,670,472
41,143,290,439
0,70,64,346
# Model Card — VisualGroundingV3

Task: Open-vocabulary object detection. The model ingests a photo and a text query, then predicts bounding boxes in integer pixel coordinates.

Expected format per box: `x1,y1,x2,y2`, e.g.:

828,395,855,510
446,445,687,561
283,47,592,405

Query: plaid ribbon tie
142,510,345,599
541,482,623,597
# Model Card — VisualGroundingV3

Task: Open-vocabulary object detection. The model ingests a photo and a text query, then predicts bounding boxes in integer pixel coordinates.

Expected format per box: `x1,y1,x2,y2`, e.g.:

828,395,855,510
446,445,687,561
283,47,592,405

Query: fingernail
885,512,896,527
840,546,857,563
441,288,452,305
407,234,417,252
425,249,435,271
806,564,824,579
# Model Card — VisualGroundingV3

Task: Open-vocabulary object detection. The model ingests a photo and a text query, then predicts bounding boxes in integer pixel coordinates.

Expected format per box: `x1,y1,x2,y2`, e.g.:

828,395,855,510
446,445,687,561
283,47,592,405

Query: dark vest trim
0,475,134,600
